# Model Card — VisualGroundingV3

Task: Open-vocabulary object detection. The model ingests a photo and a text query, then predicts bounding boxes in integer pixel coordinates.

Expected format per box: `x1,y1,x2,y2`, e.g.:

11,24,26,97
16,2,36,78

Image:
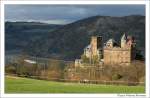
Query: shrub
81,54,90,63
92,55,99,64
112,74,122,80
5,65,16,74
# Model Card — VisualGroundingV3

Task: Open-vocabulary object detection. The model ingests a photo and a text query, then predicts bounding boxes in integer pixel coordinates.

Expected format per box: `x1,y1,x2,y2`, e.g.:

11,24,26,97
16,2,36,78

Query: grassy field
5,76,145,93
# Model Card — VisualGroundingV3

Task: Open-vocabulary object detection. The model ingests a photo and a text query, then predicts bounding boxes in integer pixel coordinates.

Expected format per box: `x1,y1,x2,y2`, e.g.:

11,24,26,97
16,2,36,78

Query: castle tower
126,36,136,59
90,36,102,56
127,36,136,48
121,33,127,48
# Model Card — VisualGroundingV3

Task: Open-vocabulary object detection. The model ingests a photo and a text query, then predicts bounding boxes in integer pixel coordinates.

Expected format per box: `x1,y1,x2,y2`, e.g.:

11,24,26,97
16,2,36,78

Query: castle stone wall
104,47,131,65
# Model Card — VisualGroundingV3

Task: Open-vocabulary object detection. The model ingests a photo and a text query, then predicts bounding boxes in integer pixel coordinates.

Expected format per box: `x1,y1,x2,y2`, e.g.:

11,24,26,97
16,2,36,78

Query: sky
5,5,145,24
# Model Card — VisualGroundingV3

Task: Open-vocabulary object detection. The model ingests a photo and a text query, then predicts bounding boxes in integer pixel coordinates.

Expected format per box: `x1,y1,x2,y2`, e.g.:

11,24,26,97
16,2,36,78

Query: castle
75,33,136,67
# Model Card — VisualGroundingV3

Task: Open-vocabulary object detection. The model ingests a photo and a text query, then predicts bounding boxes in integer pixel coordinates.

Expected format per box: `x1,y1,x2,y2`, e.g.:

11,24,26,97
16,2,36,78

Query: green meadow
5,76,145,93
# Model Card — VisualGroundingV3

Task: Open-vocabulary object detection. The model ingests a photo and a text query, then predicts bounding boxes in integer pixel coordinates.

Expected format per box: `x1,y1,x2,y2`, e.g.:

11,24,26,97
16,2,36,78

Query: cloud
29,19,73,24
6,19,73,25
5,5,145,24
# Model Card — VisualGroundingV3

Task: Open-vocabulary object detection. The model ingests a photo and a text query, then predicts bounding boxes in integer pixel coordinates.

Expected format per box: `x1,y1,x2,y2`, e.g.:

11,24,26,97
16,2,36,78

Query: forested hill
5,22,62,53
5,15,145,60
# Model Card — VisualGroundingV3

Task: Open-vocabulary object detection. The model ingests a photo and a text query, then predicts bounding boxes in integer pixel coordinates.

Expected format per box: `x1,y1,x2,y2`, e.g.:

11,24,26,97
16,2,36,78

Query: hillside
26,15,145,60
5,22,62,53
5,15,145,60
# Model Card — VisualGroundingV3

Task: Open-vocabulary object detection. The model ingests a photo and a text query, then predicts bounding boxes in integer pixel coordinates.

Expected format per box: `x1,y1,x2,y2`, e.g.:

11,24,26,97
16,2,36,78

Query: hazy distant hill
5,22,62,53
5,15,145,60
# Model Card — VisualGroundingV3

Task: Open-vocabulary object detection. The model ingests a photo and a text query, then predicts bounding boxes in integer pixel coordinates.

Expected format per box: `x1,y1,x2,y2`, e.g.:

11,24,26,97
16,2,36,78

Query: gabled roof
84,44,91,50
106,38,116,44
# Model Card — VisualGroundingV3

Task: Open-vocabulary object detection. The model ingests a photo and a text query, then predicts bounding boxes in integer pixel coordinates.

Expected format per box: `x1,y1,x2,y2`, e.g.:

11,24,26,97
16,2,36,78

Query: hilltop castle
75,33,136,67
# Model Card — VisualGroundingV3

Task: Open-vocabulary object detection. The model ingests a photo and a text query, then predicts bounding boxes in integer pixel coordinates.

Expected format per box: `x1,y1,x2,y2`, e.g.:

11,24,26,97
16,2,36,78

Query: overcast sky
5,5,145,24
